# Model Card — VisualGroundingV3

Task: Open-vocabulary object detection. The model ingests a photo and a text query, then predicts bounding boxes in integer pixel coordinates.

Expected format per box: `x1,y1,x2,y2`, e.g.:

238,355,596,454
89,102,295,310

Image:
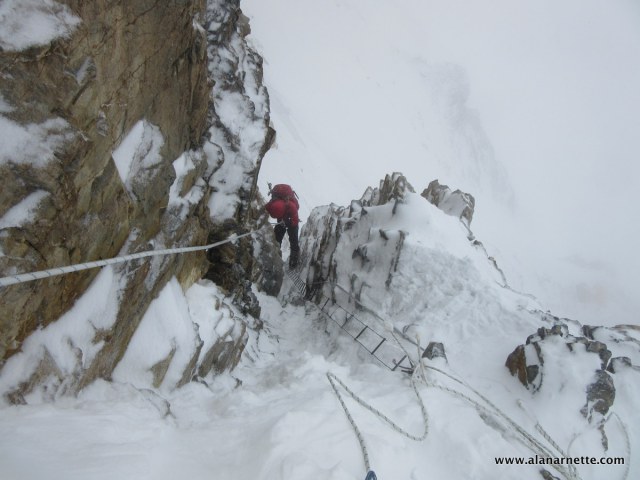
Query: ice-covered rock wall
0,0,278,402
301,173,503,309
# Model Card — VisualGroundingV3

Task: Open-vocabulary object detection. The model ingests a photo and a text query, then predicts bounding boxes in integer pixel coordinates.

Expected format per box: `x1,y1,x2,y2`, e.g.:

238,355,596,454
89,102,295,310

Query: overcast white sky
244,0,640,326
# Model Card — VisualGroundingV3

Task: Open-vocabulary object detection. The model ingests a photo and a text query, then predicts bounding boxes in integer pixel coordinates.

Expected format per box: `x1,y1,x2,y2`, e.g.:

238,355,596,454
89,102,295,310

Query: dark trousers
274,223,299,252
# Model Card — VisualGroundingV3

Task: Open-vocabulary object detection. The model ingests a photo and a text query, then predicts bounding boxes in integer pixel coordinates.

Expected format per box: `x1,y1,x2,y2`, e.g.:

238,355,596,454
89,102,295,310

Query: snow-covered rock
301,173,506,313
422,178,476,228
505,323,617,420
0,272,252,403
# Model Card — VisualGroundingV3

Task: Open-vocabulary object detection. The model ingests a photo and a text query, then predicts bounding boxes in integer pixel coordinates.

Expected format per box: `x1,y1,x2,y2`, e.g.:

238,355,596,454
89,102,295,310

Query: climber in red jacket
265,183,300,268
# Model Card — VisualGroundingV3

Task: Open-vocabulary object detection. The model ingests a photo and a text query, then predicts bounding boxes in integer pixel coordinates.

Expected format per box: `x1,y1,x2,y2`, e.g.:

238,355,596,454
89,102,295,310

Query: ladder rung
354,326,368,340
370,338,386,355
291,276,410,374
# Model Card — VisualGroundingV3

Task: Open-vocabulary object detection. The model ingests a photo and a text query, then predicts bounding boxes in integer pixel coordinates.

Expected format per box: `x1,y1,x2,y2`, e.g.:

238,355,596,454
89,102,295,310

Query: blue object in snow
365,471,377,480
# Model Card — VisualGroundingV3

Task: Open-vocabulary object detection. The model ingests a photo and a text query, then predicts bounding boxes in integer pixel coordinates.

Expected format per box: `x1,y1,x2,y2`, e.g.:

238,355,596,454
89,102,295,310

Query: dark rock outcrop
422,342,448,362
421,179,475,227
360,172,415,207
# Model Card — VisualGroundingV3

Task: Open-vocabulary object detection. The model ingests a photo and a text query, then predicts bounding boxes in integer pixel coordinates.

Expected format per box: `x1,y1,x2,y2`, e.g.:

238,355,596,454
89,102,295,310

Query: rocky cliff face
0,0,277,401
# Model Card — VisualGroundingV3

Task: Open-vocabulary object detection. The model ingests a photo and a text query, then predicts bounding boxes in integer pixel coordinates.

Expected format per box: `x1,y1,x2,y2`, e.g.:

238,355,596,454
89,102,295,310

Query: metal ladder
285,266,414,373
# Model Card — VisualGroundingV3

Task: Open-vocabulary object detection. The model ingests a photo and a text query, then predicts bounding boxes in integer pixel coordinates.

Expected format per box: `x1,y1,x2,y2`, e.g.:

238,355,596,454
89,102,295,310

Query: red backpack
266,184,300,225
270,184,296,200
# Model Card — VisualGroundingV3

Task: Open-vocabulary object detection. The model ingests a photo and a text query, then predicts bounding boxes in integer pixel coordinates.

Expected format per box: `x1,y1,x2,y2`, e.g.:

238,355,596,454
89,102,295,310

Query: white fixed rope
0,229,263,288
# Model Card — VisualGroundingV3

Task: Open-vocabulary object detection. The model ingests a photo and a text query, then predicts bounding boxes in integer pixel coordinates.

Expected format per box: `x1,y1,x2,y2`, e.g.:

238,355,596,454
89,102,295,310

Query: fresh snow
205,23,270,222
0,115,75,168
0,0,80,52
0,190,49,230
167,151,207,221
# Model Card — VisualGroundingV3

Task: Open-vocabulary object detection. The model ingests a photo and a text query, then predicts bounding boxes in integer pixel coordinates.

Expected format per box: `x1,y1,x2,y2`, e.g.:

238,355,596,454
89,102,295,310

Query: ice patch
167,151,207,221
112,119,164,191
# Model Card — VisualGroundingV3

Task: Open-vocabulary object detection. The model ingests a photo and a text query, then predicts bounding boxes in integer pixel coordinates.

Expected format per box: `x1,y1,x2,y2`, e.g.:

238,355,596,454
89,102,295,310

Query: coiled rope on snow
327,370,429,479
